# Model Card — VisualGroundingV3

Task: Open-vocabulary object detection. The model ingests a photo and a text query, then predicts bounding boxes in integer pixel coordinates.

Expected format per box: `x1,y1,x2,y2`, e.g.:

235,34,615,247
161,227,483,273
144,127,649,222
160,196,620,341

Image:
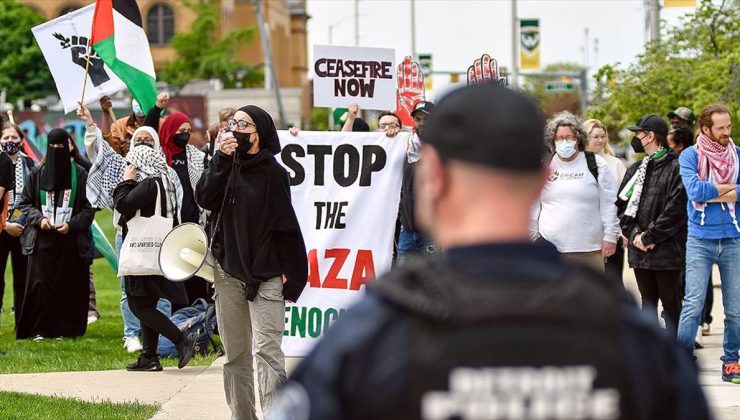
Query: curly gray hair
544,111,588,153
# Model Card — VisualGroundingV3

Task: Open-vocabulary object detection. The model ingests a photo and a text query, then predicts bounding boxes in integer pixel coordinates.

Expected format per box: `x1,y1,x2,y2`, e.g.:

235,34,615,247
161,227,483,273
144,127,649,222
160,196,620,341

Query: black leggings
127,295,184,357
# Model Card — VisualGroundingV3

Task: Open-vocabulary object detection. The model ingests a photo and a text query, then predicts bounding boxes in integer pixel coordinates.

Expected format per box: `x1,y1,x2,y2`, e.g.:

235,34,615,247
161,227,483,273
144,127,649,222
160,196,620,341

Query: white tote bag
118,180,173,277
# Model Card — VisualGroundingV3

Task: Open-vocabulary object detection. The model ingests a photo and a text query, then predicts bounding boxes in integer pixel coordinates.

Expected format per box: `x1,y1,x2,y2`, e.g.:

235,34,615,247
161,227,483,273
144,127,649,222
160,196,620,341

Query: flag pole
80,41,92,104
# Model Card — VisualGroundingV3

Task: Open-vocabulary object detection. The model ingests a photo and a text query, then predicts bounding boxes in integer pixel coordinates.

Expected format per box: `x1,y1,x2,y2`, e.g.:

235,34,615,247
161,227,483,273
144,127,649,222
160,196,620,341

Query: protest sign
276,130,408,356
396,55,426,128
467,54,508,86
313,45,396,111
32,4,126,114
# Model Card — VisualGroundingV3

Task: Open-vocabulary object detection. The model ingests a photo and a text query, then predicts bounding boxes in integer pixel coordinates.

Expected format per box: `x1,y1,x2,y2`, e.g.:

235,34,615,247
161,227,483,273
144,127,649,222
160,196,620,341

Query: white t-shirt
535,152,620,253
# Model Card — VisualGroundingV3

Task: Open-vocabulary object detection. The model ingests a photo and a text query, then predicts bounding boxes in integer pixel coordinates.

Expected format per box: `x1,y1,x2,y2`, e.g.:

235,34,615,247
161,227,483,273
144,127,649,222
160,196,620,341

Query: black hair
377,112,402,127
671,126,695,149
654,132,668,148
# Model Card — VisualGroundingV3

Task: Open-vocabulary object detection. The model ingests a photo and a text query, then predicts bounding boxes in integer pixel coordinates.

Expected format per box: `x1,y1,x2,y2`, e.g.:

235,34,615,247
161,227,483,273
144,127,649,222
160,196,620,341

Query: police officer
269,84,710,420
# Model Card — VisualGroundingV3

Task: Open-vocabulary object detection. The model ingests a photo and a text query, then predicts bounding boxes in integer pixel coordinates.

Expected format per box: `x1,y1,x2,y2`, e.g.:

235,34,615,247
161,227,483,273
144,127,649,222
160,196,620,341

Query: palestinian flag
91,0,157,112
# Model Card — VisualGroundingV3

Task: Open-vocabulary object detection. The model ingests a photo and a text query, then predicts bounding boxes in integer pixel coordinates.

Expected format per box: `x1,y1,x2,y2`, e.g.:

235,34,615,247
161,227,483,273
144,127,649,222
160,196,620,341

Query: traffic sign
545,81,575,93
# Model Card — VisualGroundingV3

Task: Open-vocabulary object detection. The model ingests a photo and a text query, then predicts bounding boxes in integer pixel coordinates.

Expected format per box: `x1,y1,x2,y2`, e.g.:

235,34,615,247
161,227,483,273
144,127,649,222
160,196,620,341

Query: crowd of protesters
0,84,736,418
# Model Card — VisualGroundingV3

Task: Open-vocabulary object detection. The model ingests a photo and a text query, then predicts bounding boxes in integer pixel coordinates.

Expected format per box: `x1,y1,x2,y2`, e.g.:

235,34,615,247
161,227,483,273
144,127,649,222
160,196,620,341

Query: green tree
159,0,263,88
310,107,329,131
523,62,585,117
0,0,56,106
590,0,740,140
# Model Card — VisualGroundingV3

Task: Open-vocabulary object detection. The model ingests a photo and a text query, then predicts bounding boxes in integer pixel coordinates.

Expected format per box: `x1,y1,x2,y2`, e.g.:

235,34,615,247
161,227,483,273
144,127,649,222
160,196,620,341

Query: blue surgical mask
555,140,577,159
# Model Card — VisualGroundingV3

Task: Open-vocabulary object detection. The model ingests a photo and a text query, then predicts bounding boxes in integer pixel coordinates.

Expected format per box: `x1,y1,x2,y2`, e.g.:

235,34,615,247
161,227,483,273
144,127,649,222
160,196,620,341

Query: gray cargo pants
213,262,287,420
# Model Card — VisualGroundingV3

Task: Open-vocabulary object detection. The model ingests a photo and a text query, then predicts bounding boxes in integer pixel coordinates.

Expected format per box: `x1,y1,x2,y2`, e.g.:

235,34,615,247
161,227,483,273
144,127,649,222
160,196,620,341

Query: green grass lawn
0,209,219,374
0,391,158,420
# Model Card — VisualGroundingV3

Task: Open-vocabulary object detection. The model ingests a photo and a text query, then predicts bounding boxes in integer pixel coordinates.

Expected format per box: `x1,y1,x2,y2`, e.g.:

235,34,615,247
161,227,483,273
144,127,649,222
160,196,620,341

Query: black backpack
585,151,600,182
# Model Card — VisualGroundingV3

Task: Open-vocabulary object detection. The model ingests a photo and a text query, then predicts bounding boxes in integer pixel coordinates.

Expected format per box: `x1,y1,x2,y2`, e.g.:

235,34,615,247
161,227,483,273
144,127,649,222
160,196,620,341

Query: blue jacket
679,145,740,239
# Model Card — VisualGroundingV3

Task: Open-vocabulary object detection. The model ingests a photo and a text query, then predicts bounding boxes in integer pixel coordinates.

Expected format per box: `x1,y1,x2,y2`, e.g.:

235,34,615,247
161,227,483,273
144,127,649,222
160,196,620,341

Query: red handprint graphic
467,54,507,86
396,56,425,128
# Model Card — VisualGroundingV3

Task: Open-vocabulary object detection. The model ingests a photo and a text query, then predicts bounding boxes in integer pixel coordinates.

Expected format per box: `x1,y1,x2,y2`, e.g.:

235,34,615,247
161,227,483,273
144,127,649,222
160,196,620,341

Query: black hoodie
195,141,307,302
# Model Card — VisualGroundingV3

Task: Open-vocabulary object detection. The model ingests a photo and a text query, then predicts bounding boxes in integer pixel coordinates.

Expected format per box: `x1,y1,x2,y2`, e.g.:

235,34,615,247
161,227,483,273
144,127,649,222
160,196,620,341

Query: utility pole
583,28,589,69
253,0,286,128
648,0,660,42
354,0,359,46
579,68,588,116
511,0,519,88
593,37,599,71
411,0,417,59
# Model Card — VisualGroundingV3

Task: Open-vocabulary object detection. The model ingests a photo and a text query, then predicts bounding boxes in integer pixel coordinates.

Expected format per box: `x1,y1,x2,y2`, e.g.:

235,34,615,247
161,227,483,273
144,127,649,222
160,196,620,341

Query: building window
147,4,175,46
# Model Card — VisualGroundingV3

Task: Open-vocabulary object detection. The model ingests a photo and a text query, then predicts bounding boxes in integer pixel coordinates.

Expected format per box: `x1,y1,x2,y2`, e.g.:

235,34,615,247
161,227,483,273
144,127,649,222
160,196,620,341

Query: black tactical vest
371,255,640,420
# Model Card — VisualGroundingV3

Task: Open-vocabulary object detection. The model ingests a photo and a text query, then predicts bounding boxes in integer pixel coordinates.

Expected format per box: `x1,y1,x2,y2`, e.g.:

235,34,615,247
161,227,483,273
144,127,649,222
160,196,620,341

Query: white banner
32,4,126,114
313,45,396,111
276,131,408,356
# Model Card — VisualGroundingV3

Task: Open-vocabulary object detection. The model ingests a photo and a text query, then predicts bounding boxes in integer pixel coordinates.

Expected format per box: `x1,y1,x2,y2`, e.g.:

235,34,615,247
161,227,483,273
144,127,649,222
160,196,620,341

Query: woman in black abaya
16,129,94,340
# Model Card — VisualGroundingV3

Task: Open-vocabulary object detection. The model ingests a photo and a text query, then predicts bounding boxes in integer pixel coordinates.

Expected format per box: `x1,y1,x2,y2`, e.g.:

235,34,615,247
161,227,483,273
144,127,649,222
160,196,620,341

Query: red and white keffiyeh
694,132,740,231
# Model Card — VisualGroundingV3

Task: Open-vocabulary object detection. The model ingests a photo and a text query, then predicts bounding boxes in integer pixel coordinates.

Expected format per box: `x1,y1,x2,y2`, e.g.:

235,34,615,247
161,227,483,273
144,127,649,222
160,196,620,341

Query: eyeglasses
379,123,400,130
227,119,256,130
554,137,576,142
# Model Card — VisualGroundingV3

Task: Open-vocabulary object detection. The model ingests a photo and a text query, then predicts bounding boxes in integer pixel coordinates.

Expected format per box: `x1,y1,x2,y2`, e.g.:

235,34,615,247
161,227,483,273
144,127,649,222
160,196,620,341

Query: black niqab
238,105,281,155
40,128,72,191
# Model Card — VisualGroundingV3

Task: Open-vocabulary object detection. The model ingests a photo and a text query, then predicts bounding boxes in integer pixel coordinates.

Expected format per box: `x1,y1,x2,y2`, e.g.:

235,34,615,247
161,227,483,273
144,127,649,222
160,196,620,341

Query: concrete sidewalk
0,356,301,419
1,267,739,419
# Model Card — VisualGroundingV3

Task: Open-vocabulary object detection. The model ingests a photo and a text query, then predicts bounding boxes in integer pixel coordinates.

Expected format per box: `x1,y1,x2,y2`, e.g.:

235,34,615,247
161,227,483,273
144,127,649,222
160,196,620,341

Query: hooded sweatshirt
680,145,740,239
195,106,307,302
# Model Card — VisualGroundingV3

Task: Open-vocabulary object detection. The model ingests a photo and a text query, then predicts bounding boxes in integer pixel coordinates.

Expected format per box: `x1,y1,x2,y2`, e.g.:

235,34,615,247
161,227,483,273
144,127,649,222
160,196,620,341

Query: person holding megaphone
195,105,307,419
113,145,197,372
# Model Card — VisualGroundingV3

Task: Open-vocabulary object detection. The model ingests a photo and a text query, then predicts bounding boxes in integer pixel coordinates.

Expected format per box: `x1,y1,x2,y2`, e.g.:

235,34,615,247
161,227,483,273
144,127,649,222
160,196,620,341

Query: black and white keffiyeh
8,155,28,213
86,129,183,220
127,145,178,219
619,148,668,218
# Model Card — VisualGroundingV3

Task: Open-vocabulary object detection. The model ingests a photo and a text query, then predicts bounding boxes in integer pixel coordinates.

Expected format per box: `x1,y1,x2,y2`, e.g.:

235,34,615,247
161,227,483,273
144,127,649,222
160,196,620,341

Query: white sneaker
123,336,143,353
695,326,704,349
87,315,98,325
702,323,711,336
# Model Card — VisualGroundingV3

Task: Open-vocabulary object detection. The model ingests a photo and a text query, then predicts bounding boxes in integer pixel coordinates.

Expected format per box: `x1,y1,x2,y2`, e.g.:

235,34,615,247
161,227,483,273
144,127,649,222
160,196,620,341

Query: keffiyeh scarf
619,147,668,218
8,155,28,214
694,132,740,231
126,145,177,219
86,130,183,221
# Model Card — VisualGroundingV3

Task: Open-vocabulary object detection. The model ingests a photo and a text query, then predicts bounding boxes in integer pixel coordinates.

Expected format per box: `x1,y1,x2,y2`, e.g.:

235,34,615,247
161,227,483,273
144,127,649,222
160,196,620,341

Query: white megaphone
158,223,215,283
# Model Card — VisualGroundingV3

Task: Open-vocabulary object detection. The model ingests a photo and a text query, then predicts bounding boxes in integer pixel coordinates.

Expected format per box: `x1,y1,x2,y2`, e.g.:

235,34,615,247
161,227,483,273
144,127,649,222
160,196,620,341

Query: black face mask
2,141,21,155
232,131,258,152
231,131,252,144
630,136,646,153
173,132,190,148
